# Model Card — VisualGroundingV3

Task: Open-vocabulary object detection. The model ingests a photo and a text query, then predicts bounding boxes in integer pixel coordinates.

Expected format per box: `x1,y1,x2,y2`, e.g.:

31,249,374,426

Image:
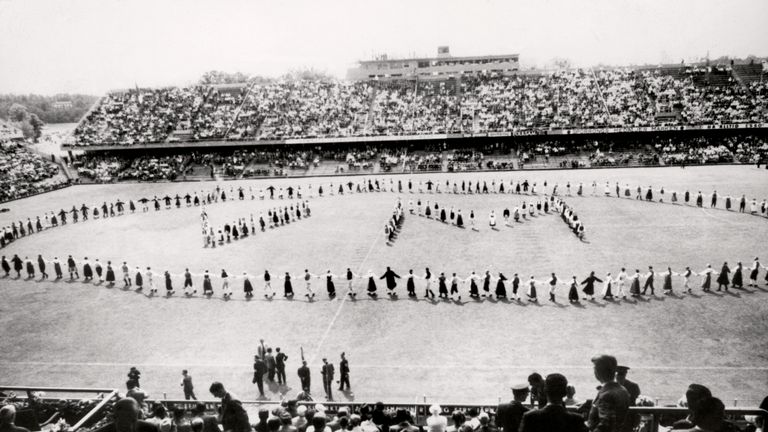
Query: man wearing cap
615,366,640,405
587,355,630,432
338,352,351,392
495,384,529,432
519,373,588,432
321,358,335,400
209,382,250,432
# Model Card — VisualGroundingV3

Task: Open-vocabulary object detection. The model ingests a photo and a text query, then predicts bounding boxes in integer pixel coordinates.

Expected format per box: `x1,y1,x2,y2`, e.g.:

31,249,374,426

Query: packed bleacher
0,142,67,202
71,65,768,147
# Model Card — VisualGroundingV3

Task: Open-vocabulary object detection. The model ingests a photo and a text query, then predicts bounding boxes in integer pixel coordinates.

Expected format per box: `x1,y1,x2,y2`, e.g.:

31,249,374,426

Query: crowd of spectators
0,142,66,202
2,353,765,432
71,68,768,147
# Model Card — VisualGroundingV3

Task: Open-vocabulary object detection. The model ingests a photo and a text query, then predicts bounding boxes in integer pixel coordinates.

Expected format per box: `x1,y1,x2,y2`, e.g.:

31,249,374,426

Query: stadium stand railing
0,386,119,432
2,386,765,432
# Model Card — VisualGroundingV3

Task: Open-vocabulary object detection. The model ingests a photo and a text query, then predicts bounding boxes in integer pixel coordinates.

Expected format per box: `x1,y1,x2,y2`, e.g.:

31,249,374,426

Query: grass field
0,165,767,407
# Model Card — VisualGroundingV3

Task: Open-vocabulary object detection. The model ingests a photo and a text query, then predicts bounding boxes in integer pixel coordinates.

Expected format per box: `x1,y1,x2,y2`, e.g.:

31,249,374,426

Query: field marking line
307,226,382,364
1,361,767,371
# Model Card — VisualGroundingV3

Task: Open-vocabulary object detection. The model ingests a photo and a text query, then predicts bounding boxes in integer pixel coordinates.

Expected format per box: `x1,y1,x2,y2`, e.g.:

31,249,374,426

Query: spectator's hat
617,365,630,373
511,383,529,395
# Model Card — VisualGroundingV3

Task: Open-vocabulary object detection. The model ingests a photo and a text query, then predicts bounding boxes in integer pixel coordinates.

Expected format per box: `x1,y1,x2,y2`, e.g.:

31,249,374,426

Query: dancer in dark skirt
106,261,115,286
203,271,213,295
465,272,480,298
716,262,730,291
568,277,579,303
580,271,602,300
283,272,294,297
495,273,508,299
325,270,337,298
700,265,715,291
406,270,417,297
243,273,254,297
83,258,93,281
165,271,175,295
630,270,641,296
438,272,448,299
366,270,378,297
731,262,743,289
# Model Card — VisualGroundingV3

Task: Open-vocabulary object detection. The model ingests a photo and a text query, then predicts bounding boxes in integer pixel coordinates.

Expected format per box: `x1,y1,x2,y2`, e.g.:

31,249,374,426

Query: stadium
1,1,768,432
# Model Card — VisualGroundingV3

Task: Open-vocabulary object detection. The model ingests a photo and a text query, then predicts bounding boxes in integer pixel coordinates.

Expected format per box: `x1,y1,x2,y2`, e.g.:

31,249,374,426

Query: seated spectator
254,408,270,432
446,411,465,432
520,373,588,432
675,397,738,432
172,407,191,432
426,405,446,432
0,405,30,432
306,416,331,432
476,413,497,432
671,384,713,430
148,405,173,432
564,385,581,406
191,403,219,432
92,397,159,432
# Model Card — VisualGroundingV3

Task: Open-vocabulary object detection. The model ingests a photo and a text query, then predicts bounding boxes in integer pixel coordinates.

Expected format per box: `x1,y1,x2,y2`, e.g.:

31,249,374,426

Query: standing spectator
128,367,142,388
252,356,267,398
298,361,311,393
181,370,197,400
208,382,250,432
587,355,630,432
528,373,547,408
321,358,335,401
496,384,530,432
275,348,288,385
615,366,639,405
519,373,588,432
265,349,277,382
0,405,31,432
338,352,350,392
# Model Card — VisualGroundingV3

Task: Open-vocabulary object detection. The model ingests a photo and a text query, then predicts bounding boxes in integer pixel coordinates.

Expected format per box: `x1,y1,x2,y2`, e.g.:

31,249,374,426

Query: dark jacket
520,404,588,432
495,401,528,432
380,269,401,288
587,382,630,432
220,393,250,432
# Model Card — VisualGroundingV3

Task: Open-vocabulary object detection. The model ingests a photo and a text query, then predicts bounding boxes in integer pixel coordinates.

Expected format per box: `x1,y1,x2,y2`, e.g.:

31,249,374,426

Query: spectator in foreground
671,384,712,430
675,397,737,432
426,405,447,432
519,373,588,432
209,382,250,432
0,405,30,432
92,397,159,432
587,355,630,432
191,404,219,432
496,383,530,432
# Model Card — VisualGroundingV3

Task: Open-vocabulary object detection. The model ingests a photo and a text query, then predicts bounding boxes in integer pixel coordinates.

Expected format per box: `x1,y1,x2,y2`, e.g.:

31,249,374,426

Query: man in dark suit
321,358,335,401
587,355,630,432
495,383,529,432
298,360,311,393
520,373,588,432
209,382,250,432
252,355,267,397
616,365,640,432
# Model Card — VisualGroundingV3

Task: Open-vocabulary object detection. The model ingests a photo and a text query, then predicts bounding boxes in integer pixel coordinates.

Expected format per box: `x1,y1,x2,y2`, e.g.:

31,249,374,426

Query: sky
0,0,767,95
